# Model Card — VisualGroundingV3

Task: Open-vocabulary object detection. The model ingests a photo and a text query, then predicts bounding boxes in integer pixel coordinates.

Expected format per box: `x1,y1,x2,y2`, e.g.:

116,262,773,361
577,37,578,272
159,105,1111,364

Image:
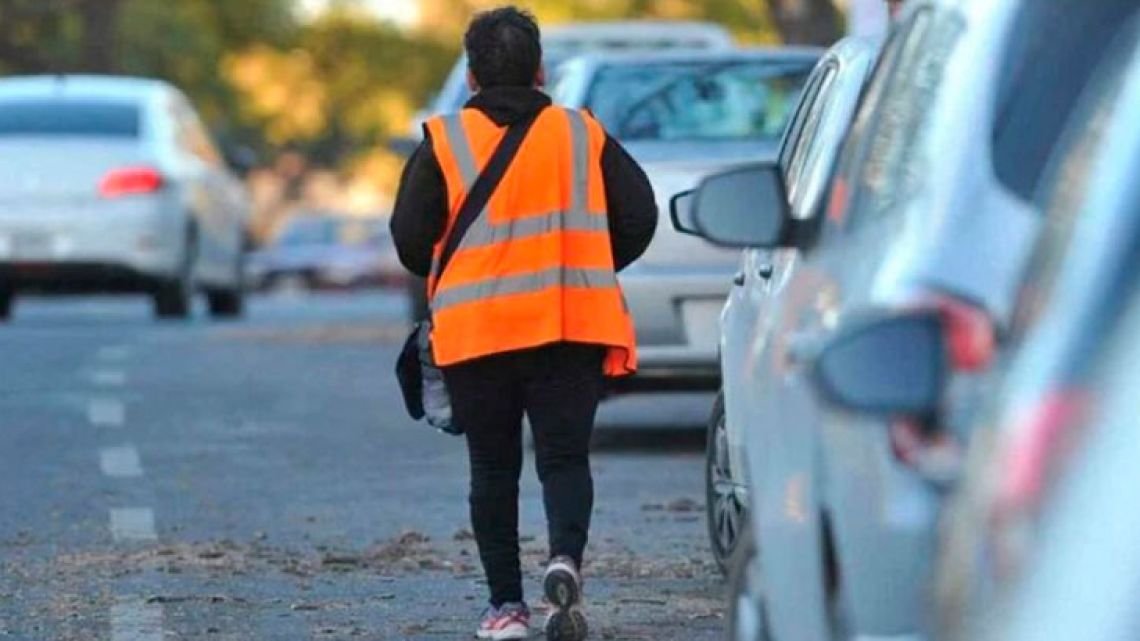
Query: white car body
0,75,250,316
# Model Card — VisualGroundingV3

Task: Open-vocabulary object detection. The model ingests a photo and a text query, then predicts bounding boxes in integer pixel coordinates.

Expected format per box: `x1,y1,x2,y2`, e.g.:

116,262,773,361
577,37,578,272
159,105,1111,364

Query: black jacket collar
465,86,552,126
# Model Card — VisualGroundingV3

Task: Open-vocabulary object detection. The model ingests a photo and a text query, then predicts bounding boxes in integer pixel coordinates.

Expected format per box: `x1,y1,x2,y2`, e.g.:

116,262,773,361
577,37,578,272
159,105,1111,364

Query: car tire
208,249,247,319
154,237,195,320
207,288,244,319
707,390,746,574
727,523,770,641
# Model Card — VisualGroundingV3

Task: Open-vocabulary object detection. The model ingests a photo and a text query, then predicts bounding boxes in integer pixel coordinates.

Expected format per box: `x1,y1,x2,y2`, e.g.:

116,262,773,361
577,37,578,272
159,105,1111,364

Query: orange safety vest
424,106,637,376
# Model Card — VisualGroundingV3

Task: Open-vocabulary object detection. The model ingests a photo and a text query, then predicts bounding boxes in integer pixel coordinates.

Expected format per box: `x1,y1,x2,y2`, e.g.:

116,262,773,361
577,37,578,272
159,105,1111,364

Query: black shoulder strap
434,107,545,282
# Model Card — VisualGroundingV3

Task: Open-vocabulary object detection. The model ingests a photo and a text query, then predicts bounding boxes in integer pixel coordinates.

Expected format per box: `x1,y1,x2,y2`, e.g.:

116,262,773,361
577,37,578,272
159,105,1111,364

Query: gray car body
730,0,1045,639
554,47,822,387
934,26,1140,641
718,37,878,518
0,75,249,295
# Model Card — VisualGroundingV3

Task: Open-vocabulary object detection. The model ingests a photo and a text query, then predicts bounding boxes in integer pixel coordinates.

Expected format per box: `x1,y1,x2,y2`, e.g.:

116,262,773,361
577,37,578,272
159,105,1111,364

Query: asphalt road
0,291,725,640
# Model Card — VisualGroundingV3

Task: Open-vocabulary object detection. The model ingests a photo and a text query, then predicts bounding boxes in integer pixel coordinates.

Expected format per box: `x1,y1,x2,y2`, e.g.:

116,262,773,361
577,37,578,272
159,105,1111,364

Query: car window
0,100,140,138
172,99,222,167
277,220,338,247
785,65,838,200
778,61,831,171
1011,14,1140,335
825,6,965,229
587,59,814,143
992,0,1140,203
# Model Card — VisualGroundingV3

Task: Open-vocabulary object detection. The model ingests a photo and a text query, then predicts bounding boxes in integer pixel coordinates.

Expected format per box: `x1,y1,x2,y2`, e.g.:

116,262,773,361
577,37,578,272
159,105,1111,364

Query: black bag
396,108,545,425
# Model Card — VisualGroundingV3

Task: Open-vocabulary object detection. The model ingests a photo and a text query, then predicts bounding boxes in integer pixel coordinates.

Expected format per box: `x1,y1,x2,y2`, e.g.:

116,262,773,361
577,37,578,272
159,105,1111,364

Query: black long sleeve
600,135,657,271
390,136,447,278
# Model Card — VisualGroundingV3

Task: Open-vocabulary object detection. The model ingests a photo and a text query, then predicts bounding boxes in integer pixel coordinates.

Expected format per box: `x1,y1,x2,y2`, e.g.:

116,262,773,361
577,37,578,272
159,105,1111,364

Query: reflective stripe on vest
431,109,609,314
425,107,638,376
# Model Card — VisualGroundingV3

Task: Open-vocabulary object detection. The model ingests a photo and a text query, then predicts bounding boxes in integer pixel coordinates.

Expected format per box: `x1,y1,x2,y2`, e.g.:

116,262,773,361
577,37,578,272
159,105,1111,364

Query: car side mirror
670,189,699,236
688,162,793,248
812,311,947,418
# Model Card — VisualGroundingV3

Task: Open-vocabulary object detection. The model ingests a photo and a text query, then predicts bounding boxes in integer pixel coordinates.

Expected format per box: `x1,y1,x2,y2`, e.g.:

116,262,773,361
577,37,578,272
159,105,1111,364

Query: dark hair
464,6,542,89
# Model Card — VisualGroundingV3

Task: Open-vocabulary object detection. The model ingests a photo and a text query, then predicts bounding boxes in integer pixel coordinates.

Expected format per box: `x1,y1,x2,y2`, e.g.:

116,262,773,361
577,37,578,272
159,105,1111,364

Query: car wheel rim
710,412,742,555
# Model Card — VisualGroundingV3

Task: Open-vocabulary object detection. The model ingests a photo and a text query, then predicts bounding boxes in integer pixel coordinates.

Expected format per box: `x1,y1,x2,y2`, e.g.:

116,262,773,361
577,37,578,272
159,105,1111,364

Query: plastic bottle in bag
418,322,457,434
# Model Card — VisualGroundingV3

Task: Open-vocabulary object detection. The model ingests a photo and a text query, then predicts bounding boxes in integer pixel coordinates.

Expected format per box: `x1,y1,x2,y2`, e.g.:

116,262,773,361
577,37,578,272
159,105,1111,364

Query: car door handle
733,271,746,286
757,264,774,280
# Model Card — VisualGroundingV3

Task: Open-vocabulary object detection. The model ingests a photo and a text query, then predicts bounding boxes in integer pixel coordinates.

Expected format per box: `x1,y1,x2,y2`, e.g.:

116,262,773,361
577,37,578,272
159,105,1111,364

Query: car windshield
585,59,812,143
0,100,140,138
277,220,338,247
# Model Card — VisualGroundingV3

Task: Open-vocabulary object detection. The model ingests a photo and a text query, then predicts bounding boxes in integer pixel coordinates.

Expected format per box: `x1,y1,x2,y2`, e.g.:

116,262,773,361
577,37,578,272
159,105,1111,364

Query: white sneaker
476,602,530,640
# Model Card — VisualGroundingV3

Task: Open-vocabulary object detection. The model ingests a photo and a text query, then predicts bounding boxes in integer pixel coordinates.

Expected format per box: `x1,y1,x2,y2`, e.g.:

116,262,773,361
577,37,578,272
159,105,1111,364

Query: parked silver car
555,48,820,391
0,75,251,320
698,37,878,573
674,0,1138,638
930,20,1140,640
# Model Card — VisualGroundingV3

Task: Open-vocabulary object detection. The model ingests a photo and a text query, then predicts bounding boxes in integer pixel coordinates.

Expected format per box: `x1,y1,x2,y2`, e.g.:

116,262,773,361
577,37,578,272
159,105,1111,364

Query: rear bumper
0,262,167,294
615,267,732,391
0,196,185,282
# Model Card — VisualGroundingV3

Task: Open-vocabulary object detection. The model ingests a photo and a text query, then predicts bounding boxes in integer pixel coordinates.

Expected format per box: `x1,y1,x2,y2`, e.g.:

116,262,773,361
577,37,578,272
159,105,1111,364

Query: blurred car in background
674,0,1140,639
421,20,735,133
248,215,403,292
0,75,251,320
556,47,820,392
399,20,737,322
693,36,877,574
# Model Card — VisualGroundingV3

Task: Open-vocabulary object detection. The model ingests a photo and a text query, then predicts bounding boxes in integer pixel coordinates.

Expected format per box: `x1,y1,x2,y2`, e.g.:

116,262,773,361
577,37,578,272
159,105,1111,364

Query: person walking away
389,7,657,640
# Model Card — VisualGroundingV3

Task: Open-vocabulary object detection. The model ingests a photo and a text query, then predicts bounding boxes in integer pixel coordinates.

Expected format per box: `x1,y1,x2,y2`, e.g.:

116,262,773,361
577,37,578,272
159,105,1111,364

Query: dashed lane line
110,508,157,542
110,599,163,641
88,399,125,427
99,446,143,478
90,370,127,387
96,346,131,362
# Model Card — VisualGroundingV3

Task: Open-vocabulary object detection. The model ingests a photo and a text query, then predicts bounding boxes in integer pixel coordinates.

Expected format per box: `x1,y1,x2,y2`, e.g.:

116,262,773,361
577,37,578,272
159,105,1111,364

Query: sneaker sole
544,565,581,609
545,608,588,641
475,624,530,640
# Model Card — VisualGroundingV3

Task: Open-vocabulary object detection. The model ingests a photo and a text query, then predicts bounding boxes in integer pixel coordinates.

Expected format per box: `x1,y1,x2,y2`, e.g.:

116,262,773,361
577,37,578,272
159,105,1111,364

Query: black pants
443,342,605,607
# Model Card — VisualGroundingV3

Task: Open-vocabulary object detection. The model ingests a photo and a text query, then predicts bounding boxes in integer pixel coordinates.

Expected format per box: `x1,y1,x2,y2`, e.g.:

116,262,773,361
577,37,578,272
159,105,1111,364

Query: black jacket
390,87,657,278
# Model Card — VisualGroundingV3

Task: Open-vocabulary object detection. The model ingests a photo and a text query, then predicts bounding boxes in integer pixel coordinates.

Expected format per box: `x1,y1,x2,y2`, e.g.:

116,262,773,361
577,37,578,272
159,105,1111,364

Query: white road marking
90,370,127,387
111,599,163,641
100,446,143,478
88,399,125,427
110,508,156,542
97,346,131,362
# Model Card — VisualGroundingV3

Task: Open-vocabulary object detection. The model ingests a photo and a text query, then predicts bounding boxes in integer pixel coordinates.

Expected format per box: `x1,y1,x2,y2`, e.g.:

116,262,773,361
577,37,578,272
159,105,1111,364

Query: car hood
624,140,779,272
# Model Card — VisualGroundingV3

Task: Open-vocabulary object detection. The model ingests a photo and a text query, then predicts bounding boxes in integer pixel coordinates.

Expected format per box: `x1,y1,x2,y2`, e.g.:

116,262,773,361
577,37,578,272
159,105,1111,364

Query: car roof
545,20,735,47
0,75,173,103
567,46,825,67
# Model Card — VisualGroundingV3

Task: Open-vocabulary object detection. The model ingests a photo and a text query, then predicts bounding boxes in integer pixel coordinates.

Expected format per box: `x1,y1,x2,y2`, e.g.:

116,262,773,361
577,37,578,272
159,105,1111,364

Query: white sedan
0,75,251,320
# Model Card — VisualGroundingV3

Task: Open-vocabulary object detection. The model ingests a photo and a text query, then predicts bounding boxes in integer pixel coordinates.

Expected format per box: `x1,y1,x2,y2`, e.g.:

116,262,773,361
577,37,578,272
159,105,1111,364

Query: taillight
99,167,165,198
997,390,1089,514
990,389,1089,577
907,294,997,371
